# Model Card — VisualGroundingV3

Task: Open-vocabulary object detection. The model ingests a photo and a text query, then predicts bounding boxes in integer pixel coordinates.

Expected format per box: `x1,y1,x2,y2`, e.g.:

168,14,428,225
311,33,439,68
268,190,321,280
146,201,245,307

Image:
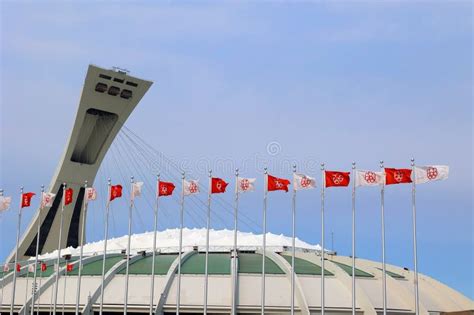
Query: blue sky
0,1,472,298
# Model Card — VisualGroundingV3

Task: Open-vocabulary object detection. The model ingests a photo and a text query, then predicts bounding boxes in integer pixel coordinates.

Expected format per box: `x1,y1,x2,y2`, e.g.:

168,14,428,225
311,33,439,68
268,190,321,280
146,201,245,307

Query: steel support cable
118,131,220,228
120,127,260,232
119,129,234,229
115,133,205,228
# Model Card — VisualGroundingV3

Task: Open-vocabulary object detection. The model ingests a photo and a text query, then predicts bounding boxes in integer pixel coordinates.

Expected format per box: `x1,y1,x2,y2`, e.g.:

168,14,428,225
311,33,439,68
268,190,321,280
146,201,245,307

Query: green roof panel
118,254,178,275
331,261,374,278
238,253,284,274
281,255,334,276
181,253,230,275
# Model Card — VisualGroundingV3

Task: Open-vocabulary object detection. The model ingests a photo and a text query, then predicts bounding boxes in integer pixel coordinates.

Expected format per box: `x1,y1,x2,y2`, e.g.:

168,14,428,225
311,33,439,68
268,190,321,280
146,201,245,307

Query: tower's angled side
9,65,153,261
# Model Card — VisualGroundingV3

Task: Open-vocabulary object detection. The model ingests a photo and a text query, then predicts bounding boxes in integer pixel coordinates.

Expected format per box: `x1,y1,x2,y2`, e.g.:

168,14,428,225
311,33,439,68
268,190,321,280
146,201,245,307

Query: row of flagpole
0,160,448,315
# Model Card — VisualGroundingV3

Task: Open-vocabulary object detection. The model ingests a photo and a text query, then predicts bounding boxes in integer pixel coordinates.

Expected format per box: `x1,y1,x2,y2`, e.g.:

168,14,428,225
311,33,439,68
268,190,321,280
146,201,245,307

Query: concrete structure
7,65,152,262
1,238,472,314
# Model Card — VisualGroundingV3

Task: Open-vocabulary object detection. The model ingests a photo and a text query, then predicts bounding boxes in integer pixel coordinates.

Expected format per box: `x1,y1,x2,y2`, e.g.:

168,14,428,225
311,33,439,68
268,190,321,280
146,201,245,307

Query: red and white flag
385,168,412,185
293,173,316,190
0,196,12,212
41,192,56,208
237,177,256,193
355,170,385,187
131,182,144,200
211,178,228,194
3,264,9,272
184,180,199,196
64,188,74,205
21,192,36,208
267,174,291,192
41,262,47,272
325,171,350,187
158,181,175,197
413,165,449,184
85,187,97,202
110,185,123,201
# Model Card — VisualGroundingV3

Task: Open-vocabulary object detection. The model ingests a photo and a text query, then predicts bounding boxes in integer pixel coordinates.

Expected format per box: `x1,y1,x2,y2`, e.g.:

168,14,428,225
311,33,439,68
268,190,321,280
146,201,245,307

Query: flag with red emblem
325,171,350,187
41,192,56,208
41,262,47,272
85,187,97,202
413,165,449,184
0,196,12,212
21,192,35,208
237,177,256,193
158,181,175,197
293,173,316,190
64,188,74,205
183,180,199,196
211,178,228,194
267,174,291,192
109,185,123,201
355,170,385,187
66,263,74,272
16,263,21,272
384,168,412,185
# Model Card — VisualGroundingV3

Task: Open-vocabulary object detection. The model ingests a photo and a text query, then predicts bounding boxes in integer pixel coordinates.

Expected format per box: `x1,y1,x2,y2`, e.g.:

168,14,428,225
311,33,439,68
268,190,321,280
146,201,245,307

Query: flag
16,263,21,272
293,173,316,190
41,262,47,272
110,185,123,201
385,168,412,185
41,192,56,208
21,192,35,208
3,264,9,272
267,174,291,192
237,177,256,193
28,264,35,273
64,188,74,205
211,178,228,194
131,182,144,200
325,171,350,187
0,196,12,212
66,263,74,272
183,180,199,196
158,181,175,197
85,187,97,202
355,170,385,187
413,165,449,184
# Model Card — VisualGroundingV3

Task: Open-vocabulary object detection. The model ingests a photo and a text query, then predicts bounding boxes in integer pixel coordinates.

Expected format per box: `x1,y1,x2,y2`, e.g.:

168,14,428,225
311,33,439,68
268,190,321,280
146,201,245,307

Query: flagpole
150,174,160,315
351,162,356,315
176,172,185,315
37,261,43,315
231,169,239,315
261,167,268,315
320,164,325,315
75,180,88,315
53,183,67,315
124,176,134,315
62,260,68,314
204,170,212,315
380,161,387,315
291,164,296,315
411,158,420,315
0,189,4,312
31,185,44,315
100,179,112,315
11,186,24,315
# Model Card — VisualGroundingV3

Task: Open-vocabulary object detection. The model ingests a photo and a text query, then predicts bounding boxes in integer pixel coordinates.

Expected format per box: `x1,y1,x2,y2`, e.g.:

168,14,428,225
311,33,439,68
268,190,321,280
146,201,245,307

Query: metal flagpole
261,168,268,315
75,180,88,315
411,158,420,315
37,262,43,315
204,170,211,315
124,176,134,315
351,162,356,315
24,269,30,312
100,179,112,315
11,186,24,315
320,164,325,315
380,161,387,315
53,183,67,315
0,189,4,312
231,169,239,315
62,262,68,314
31,185,44,315
291,164,296,315
176,172,185,315
150,174,160,315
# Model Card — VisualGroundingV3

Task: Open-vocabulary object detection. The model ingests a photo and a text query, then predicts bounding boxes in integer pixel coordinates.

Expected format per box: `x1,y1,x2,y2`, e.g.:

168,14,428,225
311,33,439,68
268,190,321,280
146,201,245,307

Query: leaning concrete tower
8,65,152,261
